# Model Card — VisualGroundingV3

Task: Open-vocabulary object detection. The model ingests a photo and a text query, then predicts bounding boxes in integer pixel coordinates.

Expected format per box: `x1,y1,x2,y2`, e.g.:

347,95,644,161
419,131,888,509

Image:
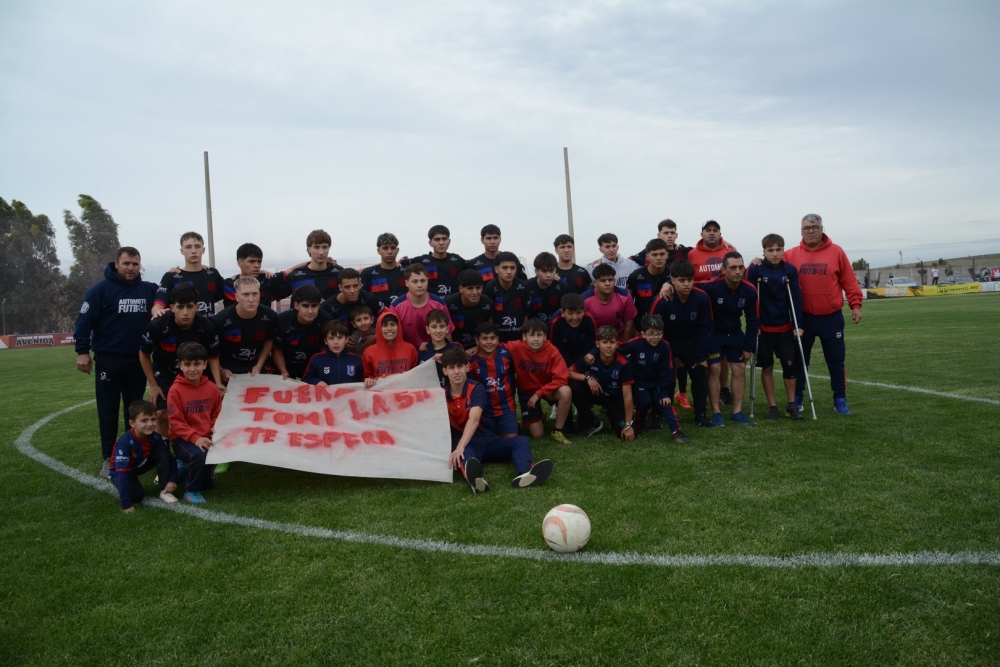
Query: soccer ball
542,504,591,553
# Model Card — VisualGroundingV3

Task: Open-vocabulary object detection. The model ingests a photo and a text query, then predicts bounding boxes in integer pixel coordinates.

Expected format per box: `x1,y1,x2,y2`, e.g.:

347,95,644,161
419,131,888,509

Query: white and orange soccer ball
542,504,591,553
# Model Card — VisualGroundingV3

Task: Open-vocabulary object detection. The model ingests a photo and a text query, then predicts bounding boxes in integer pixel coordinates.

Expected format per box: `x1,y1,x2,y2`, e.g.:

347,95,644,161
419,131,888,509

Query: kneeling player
568,325,636,441
617,315,688,442
442,348,553,494
110,400,179,512
505,318,573,444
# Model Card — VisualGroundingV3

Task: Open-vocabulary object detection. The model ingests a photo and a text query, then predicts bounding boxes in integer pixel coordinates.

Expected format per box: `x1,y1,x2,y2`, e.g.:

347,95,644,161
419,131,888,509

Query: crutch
786,280,817,420
749,277,760,418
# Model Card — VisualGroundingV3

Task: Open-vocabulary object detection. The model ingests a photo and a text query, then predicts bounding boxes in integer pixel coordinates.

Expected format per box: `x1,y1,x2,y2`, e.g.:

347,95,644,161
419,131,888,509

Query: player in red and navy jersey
445,270,494,350
302,321,363,386
360,232,407,299
484,251,530,342
626,238,671,323
698,252,759,426
110,400,179,511
467,224,527,283
442,347,552,494
548,292,597,368
649,259,714,427
272,285,331,380
467,322,519,437
526,252,566,326
211,276,279,386
568,325,636,440
320,268,387,329
629,218,690,269
139,285,221,437
275,229,343,300
401,225,468,297
152,231,226,316
223,243,291,308
553,234,593,294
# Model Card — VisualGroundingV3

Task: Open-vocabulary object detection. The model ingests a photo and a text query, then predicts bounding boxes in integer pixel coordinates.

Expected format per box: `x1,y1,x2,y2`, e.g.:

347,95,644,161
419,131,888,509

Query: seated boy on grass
168,341,223,504
568,325,636,441
504,318,573,444
110,399,179,512
418,309,464,388
302,321,363,386
442,347,553,494
361,312,418,388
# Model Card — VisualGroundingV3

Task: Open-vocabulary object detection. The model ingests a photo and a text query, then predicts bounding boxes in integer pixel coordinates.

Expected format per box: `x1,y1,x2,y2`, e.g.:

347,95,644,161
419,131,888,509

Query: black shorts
756,330,796,377
154,376,174,410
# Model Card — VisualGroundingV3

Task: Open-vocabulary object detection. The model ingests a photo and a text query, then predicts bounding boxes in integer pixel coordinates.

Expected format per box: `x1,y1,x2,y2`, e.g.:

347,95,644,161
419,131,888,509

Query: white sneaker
159,491,179,504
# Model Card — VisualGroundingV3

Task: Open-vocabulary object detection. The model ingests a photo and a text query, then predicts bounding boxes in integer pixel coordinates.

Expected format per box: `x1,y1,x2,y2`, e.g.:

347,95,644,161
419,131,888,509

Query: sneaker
550,430,573,445
672,430,691,443
649,415,664,431
766,406,780,421
548,408,558,421
462,457,490,495
511,459,553,488
582,420,604,437
710,412,726,427
729,412,756,425
674,391,692,409
100,458,110,478
794,394,803,411
159,491,179,504
695,414,713,428
213,462,230,475
786,403,804,420
719,387,733,406
833,398,851,415
184,491,206,504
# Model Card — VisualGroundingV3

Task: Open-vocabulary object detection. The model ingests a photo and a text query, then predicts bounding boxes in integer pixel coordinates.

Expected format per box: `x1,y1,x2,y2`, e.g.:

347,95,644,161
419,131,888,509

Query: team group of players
75,214,864,504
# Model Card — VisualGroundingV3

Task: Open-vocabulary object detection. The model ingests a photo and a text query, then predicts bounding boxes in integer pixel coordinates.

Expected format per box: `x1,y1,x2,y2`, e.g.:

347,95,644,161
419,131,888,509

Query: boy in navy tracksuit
302,322,363,386
548,292,597,368
568,325,636,440
648,260,714,427
110,400,179,512
617,314,688,442
746,234,804,420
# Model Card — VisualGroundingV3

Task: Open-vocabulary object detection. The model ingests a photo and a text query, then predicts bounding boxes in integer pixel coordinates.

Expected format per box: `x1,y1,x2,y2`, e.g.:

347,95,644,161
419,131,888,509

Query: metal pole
563,147,575,263
204,151,216,269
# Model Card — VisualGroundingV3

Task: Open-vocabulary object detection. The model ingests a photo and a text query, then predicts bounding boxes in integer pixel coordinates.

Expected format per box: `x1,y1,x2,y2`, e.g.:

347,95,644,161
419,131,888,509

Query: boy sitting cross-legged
302,321,363,386
568,325,636,441
441,347,553,494
504,318,573,444
168,342,223,504
110,399,179,512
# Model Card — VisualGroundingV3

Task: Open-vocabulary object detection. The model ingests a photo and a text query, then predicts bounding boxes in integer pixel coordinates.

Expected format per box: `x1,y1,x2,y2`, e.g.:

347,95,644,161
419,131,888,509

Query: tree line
1,195,122,335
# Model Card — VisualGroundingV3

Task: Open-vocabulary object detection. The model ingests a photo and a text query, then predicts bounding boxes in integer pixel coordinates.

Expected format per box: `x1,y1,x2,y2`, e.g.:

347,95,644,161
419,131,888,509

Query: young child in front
361,312,419,388
110,399,179,512
168,342,223,504
568,325,636,440
418,309,464,388
617,314,689,442
303,321,363,386
467,322,519,438
442,347,553,495
504,318,573,444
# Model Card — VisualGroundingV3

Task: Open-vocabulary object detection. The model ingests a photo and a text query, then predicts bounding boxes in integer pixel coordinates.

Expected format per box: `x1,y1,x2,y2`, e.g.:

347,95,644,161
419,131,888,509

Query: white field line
14,403,1000,568
780,372,1000,406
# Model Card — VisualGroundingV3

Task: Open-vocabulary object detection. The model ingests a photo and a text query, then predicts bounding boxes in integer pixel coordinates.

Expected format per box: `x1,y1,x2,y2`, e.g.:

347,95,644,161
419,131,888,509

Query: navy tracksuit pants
795,310,847,400
95,354,148,459
173,440,215,493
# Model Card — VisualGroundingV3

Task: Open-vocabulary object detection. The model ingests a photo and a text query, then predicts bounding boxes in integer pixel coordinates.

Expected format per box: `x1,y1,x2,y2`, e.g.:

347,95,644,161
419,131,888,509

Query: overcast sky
2,0,998,279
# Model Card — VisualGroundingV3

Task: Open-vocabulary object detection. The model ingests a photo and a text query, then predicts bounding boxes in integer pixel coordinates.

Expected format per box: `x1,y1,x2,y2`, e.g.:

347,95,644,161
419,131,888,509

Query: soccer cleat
184,491,206,504
159,491,179,504
672,430,691,443
710,413,726,427
833,398,851,415
511,459,553,488
550,430,573,445
100,458,110,479
462,457,490,495
213,462,230,475
695,414,713,428
766,406,780,421
786,403,804,420
582,420,604,437
674,391,692,409
729,412,756,425
719,387,733,406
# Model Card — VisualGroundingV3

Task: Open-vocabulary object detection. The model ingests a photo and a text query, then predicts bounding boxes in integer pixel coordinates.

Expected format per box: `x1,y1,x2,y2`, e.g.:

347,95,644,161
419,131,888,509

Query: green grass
2,293,999,665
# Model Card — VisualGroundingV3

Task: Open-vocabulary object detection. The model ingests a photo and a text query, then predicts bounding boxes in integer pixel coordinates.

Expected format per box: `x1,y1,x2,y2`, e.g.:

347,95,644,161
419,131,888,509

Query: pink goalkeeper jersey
389,295,454,348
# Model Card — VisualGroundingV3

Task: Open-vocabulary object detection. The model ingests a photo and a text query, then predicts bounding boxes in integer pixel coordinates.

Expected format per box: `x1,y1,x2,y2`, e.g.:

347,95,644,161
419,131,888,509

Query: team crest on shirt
669,314,677,320
717,298,724,305
737,298,746,307
80,302,90,314
347,365,356,376
690,311,698,320
611,370,619,379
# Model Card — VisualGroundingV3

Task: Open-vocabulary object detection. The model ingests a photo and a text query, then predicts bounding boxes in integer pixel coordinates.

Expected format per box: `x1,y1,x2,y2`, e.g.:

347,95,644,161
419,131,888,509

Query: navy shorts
482,411,519,437
707,331,746,364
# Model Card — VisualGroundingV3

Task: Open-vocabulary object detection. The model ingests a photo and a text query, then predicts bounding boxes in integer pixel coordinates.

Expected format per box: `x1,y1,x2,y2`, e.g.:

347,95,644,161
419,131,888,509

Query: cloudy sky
2,0,997,279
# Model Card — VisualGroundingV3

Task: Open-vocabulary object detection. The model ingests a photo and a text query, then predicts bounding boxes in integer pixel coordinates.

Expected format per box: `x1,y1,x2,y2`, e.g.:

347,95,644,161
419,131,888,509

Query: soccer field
2,294,998,665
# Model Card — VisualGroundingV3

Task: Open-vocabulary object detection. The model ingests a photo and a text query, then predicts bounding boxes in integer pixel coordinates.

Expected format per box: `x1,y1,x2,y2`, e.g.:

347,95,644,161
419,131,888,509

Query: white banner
209,363,452,483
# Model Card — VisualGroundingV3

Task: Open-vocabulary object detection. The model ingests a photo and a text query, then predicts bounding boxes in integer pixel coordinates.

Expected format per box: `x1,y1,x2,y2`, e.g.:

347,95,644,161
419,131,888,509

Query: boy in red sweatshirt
504,318,573,444
361,311,419,387
167,341,223,504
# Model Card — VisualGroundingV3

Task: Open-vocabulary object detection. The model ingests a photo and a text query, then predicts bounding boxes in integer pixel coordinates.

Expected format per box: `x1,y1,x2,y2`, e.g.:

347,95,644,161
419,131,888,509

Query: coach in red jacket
783,214,864,415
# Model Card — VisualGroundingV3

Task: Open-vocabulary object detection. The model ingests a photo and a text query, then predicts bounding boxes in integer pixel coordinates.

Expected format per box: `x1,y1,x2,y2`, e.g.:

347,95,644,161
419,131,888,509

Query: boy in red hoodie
504,318,573,444
167,341,223,504
361,311,419,388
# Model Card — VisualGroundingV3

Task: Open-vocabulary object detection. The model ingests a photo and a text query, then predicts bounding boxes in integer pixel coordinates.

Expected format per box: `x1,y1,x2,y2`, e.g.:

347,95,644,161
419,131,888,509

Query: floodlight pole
204,151,217,270
563,147,576,263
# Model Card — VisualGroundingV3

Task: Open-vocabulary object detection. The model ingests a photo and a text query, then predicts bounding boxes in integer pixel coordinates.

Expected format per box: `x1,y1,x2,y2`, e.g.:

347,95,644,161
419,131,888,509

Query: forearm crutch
786,280,817,420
